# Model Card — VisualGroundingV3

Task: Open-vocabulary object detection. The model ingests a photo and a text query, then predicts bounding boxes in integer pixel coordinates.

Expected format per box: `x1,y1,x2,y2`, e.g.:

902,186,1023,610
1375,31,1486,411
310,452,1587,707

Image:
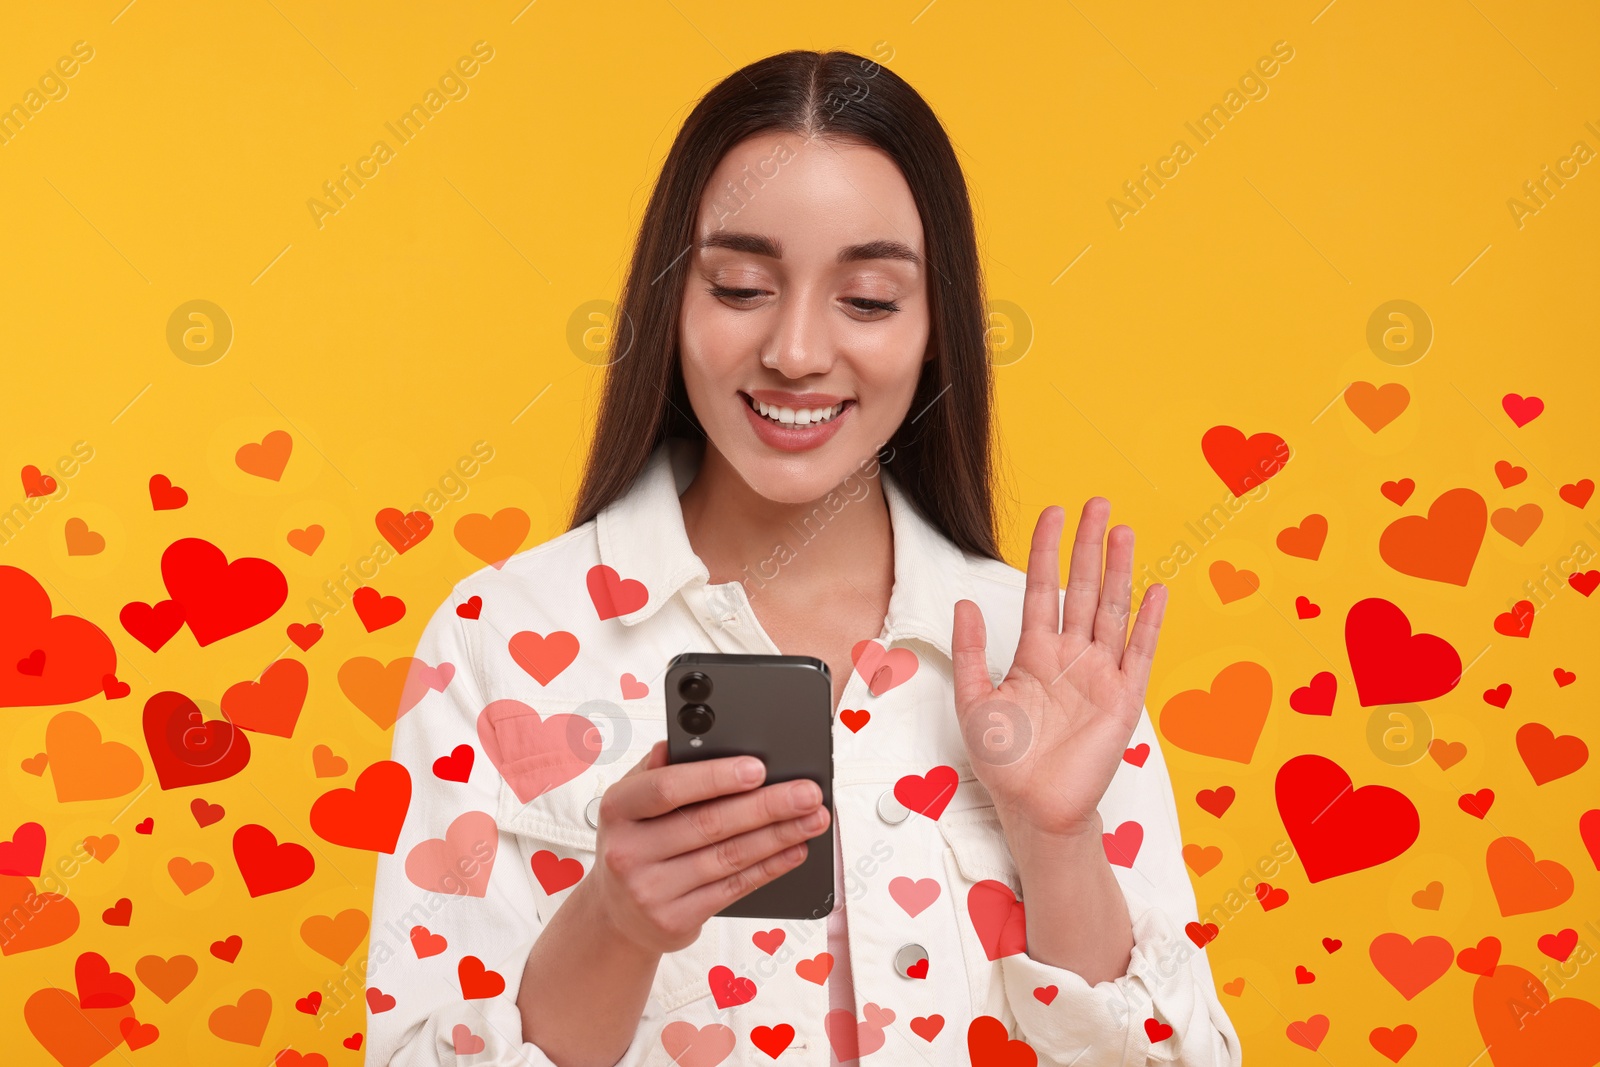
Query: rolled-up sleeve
998,707,1244,1066
366,589,565,1067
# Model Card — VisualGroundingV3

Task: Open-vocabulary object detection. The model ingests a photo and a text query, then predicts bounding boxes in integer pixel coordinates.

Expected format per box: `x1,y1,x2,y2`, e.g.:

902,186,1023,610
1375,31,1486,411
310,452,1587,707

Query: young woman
368,50,1242,1067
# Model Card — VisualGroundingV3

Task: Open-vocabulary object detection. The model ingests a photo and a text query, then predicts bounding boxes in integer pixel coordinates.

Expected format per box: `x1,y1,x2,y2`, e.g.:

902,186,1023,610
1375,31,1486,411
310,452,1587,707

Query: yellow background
2,0,1597,1063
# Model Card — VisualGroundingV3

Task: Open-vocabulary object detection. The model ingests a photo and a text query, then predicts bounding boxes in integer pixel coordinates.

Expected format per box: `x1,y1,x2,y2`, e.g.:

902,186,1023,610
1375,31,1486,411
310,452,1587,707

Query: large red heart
160,538,287,646
893,766,959,820
1201,425,1291,496
1344,597,1462,706
309,760,412,853
476,699,598,803
0,566,118,708
142,691,252,790
1276,753,1418,882
232,823,314,897
967,880,1028,960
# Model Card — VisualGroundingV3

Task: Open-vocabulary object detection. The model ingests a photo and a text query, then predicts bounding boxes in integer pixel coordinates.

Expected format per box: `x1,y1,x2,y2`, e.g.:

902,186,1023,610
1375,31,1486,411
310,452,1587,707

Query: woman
367,50,1242,1067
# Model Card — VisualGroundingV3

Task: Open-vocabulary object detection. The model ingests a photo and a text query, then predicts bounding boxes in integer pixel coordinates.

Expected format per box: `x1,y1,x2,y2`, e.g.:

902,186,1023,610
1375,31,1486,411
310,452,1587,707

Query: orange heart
82,834,118,862
1276,514,1328,560
312,744,348,777
221,658,309,738
209,988,272,1046
796,951,834,984
1411,881,1444,910
286,525,324,555
337,656,434,730
1182,843,1223,875
1223,977,1245,996
135,954,198,1003
235,430,293,480
1428,738,1467,770
1369,932,1453,999
1490,504,1542,546
21,752,48,775
1472,964,1600,1065
1378,487,1487,586
0,875,80,955
1158,661,1272,764
1516,723,1588,785
1345,382,1410,432
1486,836,1573,916
168,857,214,895
301,909,369,965
45,710,144,802
455,508,532,569
23,988,133,1066
1208,561,1259,604
63,518,105,556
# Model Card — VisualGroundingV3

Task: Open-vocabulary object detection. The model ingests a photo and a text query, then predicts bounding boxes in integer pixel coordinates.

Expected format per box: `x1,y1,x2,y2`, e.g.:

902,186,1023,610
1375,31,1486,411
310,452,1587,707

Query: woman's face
679,130,932,504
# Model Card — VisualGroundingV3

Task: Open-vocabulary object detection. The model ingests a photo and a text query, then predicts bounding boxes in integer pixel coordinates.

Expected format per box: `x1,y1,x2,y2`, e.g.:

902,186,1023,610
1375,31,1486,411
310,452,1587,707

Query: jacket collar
595,436,974,662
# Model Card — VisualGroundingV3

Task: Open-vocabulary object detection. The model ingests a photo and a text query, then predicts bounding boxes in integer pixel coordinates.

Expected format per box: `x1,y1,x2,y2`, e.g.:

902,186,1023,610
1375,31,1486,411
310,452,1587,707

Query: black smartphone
664,652,835,920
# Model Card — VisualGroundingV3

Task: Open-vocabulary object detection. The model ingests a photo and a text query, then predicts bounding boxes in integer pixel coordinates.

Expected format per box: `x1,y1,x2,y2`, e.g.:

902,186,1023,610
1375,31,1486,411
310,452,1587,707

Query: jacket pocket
488,696,721,1015
936,805,1024,1012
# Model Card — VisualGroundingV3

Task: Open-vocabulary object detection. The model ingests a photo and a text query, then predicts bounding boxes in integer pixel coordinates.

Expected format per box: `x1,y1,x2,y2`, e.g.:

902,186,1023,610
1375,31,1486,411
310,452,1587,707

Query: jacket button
877,789,909,823
893,943,929,978
585,797,602,829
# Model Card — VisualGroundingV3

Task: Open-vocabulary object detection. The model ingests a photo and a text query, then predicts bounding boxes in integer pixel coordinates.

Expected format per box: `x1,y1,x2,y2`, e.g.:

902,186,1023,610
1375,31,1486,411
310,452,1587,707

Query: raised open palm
951,498,1167,842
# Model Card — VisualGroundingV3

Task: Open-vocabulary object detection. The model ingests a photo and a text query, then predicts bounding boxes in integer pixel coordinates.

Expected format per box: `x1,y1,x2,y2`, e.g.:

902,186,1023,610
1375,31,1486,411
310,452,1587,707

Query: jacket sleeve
997,706,1244,1066
365,588,568,1066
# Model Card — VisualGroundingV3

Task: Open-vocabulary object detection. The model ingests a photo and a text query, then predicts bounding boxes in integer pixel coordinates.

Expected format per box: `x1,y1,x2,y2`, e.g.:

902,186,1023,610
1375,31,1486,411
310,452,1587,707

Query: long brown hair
568,49,1002,562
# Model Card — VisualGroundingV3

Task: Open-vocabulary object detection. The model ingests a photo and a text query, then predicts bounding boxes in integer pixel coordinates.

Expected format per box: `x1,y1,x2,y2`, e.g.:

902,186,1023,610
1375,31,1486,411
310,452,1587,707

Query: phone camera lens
678,703,715,735
678,671,712,702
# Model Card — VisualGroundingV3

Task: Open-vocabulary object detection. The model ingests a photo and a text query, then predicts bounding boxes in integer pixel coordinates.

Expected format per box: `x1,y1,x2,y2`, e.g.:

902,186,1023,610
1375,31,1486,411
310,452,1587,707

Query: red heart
365,987,395,1013
1322,937,1342,952
1032,985,1057,1004
1457,936,1501,976
966,880,1028,960
906,956,928,978
410,926,447,958
708,965,757,1008
1516,723,1588,785
1501,393,1543,427
221,658,308,738
458,956,505,999
102,674,130,699
352,586,406,632
1187,921,1220,947
1483,683,1512,708
530,850,584,894
1459,789,1495,818
1493,600,1534,638
21,464,58,497
190,798,225,827
1380,478,1415,506
1102,821,1143,867
1201,425,1291,496
1256,883,1289,910
342,1034,363,1051
432,744,475,782
752,929,785,955
232,823,315,897
1289,671,1337,715
101,897,132,926
376,508,433,554
142,690,252,790
1495,460,1527,487
1554,667,1576,687
1146,1018,1175,1043
894,766,959,820
750,1024,795,1057
966,1014,1038,1066
910,1015,944,1041
76,951,134,1008
850,639,918,695
455,595,483,620
120,1016,159,1050
148,474,187,510
1295,965,1316,984
1196,787,1235,817
1560,479,1595,508
1275,753,1419,882
160,537,286,646
210,935,242,962
840,709,870,733
16,649,45,675
309,760,412,853
1122,743,1149,767
135,817,154,835
296,991,322,1014
1539,928,1578,962
586,564,649,620
507,631,581,686
120,599,185,654
0,821,46,876
1294,595,1321,619
286,623,323,651
1344,597,1462,706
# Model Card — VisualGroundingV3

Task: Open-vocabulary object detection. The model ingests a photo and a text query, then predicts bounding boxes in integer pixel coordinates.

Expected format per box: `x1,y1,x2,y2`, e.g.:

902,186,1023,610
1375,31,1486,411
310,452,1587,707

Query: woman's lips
739,393,854,453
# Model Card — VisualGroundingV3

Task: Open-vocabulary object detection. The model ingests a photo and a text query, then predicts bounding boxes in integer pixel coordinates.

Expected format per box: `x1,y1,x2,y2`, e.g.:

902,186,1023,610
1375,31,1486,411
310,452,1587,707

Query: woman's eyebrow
698,231,921,269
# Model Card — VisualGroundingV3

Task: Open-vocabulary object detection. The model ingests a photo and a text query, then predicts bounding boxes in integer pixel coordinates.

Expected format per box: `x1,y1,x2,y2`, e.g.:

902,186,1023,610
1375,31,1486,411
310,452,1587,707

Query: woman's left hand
951,498,1167,844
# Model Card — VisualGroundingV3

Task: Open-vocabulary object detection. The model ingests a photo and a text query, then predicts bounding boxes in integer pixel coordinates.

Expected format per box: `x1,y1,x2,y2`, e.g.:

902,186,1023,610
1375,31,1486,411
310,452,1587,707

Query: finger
1061,497,1111,641
661,803,830,898
952,599,993,711
673,835,816,923
649,778,824,859
1020,507,1065,638
1121,581,1168,697
604,753,765,822
1092,523,1136,659
619,740,667,779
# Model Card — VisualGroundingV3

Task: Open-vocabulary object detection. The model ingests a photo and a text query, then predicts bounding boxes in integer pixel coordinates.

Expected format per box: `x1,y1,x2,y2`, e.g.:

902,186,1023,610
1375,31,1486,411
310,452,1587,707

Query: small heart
752,929,785,955
1223,978,1245,995
135,817,154,835
619,672,648,699
286,525,324,555
456,595,483,620
1494,460,1527,487
839,708,870,733
1559,478,1594,508
1123,743,1149,767
1295,964,1316,984
1493,601,1534,638
22,752,48,775
102,898,132,926
1428,739,1467,770
1457,936,1501,976
1501,393,1543,427
1459,789,1495,818
120,1017,159,1051
286,622,323,651
1412,881,1444,910
795,952,834,985
1322,937,1342,953
102,674,130,699
1146,1017,1175,1043
905,956,928,979
148,474,188,510
83,834,118,861
530,850,584,895
295,991,322,1015
708,964,757,1007
1294,595,1321,619
312,744,347,778
1196,787,1235,818
909,1015,944,1041
210,935,242,962
1381,478,1415,506
1256,883,1289,910
21,464,59,497
432,744,475,783
64,517,106,555
451,1024,484,1055
342,1034,363,1051
1554,668,1576,687
1483,683,1512,708
1033,985,1057,1004
1538,928,1578,963
190,799,225,827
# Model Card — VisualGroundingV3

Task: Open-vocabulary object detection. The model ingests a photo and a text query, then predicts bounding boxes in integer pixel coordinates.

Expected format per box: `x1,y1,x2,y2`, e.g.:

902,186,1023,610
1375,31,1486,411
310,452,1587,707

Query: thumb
622,739,668,777
952,599,993,713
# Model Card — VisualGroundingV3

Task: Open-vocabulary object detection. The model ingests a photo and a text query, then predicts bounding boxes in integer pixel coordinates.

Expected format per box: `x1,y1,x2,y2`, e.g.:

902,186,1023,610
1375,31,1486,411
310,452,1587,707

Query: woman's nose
763,291,834,377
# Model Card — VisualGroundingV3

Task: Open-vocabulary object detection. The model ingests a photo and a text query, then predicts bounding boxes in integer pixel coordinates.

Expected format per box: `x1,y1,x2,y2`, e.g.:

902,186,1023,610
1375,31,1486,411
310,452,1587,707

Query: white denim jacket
366,436,1243,1066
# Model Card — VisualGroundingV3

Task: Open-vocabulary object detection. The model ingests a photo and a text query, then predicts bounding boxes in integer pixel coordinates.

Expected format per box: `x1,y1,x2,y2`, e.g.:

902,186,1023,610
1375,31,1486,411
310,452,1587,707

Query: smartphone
664,652,835,920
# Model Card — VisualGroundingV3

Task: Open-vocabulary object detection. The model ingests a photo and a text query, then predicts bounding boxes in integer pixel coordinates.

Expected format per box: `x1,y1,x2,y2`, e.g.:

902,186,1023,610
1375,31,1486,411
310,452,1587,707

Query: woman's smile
738,389,856,452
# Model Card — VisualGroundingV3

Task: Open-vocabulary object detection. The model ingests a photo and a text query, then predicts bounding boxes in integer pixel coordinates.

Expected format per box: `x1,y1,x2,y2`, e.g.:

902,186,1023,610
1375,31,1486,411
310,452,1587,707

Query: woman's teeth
747,396,847,426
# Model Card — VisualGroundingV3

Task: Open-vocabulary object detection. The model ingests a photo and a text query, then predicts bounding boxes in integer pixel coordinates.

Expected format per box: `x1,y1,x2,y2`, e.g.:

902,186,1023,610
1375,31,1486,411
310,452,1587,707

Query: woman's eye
846,297,902,316
707,285,763,305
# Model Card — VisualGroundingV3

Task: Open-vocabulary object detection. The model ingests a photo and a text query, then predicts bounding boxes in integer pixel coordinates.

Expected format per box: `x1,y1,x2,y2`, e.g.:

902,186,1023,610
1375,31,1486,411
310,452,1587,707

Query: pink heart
850,639,918,695
826,1005,894,1059
863,1003,895,1029
419,662,455,692
620,673,648,700
451,1025,484,1055
967,879,1028,960
476,698,598,803
1102,820,1144,868
404,810,498,896
659,1022,735,1067
889,876,941,917
507,630,580,686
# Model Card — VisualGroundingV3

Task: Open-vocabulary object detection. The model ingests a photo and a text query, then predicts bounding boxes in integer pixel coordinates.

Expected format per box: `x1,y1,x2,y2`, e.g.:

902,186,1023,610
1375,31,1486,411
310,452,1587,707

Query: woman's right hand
579,740,831,956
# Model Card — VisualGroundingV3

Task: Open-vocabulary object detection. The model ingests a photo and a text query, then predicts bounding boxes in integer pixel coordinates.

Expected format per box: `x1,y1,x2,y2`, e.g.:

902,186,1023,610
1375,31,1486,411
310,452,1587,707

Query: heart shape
476,699,597,803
